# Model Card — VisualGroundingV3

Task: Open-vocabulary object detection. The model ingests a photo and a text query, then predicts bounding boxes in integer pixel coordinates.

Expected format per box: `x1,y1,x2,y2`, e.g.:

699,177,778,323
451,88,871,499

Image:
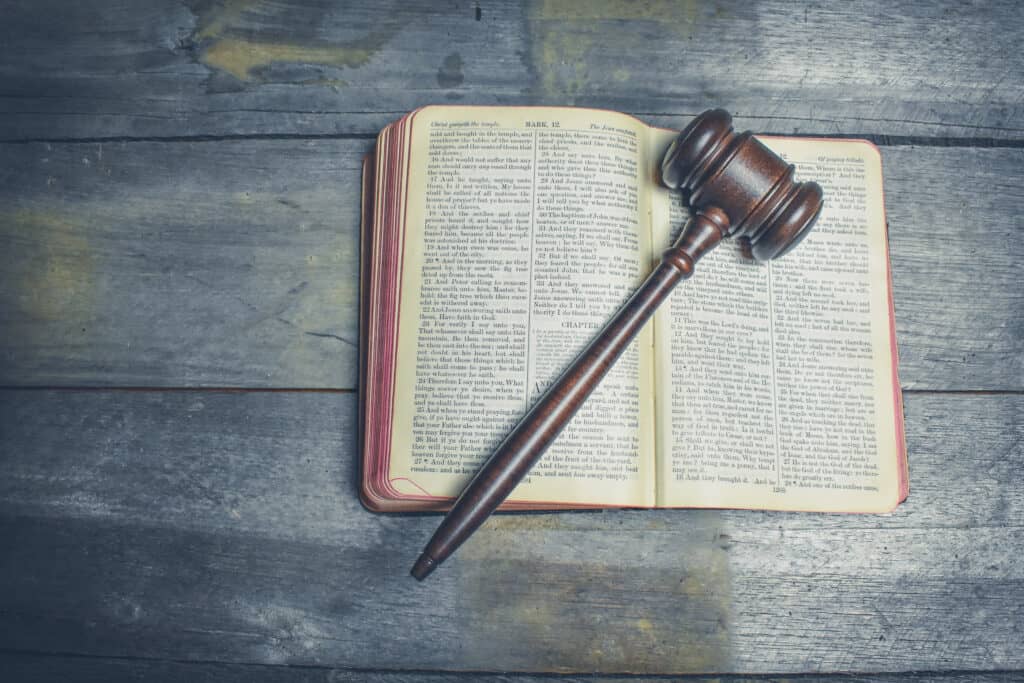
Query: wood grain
0,138,365,388
1,141,1020,389
0,389,1019,674
0,1,1021,141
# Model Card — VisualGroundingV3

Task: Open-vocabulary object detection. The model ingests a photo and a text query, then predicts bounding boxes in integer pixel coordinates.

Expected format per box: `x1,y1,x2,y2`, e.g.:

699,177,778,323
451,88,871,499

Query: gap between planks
0,648,1021,681
0,386,356,393
0,387,1019,396
2,132,1023,149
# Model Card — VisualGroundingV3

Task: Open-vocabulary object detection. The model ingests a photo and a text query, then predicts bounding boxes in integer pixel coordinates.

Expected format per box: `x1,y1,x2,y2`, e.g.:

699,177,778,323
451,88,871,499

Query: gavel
412,109,825,580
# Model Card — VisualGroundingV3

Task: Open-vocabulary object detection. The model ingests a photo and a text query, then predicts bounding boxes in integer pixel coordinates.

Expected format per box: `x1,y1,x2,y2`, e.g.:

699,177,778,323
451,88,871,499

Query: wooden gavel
412,109,825,580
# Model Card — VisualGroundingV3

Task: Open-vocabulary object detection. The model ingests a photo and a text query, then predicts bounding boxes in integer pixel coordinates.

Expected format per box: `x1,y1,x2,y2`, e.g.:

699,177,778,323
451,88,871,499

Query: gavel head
660,109,824,260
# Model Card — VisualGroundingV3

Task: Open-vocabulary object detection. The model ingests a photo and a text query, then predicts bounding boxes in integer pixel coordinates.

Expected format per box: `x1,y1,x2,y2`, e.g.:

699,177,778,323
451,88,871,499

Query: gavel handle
411,208,729,580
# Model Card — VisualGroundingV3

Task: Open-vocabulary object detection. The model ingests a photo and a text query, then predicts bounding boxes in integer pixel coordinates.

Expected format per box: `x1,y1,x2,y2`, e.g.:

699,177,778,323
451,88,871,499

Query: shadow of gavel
412,109,825,580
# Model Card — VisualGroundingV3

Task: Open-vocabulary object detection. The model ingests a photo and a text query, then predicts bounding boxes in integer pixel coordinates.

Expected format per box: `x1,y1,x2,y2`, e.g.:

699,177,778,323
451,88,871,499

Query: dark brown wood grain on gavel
411,109,825,580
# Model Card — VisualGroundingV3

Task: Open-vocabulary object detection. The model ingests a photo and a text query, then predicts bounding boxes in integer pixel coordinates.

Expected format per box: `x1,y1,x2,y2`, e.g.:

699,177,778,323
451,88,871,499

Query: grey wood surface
0,138,363,388
0,0,1021,680
0,390,1021,674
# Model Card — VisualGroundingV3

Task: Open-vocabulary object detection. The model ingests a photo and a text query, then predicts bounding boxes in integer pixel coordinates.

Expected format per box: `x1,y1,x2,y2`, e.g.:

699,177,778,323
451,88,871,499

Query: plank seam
0,386,357,393
1,133,1022,148
0,648,1021,679
0,133,378,144
0,387,1019,396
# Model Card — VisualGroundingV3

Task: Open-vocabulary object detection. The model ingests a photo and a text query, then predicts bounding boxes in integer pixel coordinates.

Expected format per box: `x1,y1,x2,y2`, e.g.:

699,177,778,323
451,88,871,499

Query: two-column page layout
360,106,907,513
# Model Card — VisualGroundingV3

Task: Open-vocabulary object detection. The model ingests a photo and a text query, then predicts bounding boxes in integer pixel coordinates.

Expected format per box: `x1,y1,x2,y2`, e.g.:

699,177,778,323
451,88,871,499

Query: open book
359,106,908,513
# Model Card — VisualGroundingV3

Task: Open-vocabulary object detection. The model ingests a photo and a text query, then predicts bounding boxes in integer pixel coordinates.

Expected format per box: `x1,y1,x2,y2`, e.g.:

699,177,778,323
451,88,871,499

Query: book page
388,106,657,507
652,134,903,511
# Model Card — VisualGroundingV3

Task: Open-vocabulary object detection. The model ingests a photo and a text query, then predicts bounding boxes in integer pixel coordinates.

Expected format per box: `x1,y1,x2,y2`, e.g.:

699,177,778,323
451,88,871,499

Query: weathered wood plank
0,138,365,388
1,141,1020,389
0,1,1021,141
0,389,1019,673
3,487,1020,674
1,653,1020,683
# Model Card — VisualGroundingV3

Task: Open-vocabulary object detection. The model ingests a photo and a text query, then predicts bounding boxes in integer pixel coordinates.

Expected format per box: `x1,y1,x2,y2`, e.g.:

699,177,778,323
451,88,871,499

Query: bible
359,105,908,513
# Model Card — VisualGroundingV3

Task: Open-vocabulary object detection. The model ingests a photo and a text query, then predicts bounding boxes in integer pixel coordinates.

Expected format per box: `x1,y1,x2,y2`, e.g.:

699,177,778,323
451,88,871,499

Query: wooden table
1,1,1021,680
